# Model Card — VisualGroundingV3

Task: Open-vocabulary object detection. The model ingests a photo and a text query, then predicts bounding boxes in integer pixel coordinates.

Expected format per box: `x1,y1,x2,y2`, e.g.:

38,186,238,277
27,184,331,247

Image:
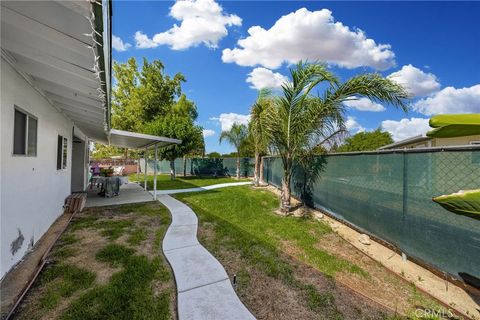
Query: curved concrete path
152,181,251,196
158,194,255,320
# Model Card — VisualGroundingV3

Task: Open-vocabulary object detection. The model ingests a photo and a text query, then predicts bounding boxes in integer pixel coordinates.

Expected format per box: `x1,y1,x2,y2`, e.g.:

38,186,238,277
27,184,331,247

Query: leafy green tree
137,59,185,125
207,152,221,158
110,57,202,166
221,152,237,158
145,114,204,180
90,143,141,160
112,57,185,133
264,61,409,213
249,89,273,186
173,94,198,121
91,143,123,160
238,134,255,158
337,129,393,152
111,58,141,132
219,123,248,179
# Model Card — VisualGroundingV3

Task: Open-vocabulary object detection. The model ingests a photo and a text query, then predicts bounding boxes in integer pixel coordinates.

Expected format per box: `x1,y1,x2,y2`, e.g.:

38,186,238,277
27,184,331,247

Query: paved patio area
86,183,153,207
158,195,255,320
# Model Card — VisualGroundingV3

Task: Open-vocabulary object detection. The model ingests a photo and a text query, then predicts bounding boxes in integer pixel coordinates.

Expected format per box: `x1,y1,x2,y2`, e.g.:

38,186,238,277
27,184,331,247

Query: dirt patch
68,229,118,284
280,240,304,257
207,239,319,319
289,254,393,320
315,233,413,314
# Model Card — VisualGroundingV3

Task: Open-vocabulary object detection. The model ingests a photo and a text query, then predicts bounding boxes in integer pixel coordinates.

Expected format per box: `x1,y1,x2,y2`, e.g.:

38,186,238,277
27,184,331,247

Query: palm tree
249,89,273,186
219,123,248,179
265,61,409,213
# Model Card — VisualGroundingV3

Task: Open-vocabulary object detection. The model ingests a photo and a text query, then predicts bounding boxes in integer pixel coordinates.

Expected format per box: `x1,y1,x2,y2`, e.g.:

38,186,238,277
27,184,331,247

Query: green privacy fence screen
263,149,480,281
141,157,255,177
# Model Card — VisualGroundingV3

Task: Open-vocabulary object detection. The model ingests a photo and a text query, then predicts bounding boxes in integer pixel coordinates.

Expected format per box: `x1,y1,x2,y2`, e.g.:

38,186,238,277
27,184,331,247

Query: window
57,135,68,170
13,107,37,156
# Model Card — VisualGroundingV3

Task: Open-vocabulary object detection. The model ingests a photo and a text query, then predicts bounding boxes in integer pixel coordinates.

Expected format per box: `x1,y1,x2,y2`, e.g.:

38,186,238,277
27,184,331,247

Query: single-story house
378,134,480,150
1,0,179,279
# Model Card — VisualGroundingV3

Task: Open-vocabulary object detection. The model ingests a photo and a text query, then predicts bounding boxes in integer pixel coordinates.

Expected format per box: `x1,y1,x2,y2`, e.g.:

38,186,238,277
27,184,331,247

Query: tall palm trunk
169,160,176,180
183,155,187,177
236,152,240,179
280,155,293,213
253,152,260,186
259,156,265,185
281,170,292,213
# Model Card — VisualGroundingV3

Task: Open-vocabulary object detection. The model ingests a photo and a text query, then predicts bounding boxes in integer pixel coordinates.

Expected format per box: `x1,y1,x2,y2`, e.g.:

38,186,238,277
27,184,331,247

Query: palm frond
219,123,248,150
324,73,410,112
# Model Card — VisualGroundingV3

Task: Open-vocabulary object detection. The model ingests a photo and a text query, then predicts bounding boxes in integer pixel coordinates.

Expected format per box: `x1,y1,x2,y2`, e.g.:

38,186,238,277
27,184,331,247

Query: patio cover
108,129,181,149
1,0,181,149
1,0,111,141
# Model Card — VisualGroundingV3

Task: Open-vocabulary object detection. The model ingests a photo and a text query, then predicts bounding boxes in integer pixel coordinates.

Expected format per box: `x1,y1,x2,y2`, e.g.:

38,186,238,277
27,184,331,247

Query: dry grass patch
14,201,176,320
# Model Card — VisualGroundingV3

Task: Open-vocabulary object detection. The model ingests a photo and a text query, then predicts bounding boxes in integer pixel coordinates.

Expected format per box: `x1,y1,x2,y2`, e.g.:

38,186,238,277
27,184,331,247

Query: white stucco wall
1,58,74,278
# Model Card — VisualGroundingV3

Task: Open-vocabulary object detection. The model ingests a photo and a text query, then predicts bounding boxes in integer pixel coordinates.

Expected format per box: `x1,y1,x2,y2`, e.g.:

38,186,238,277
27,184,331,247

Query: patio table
90,176,121,197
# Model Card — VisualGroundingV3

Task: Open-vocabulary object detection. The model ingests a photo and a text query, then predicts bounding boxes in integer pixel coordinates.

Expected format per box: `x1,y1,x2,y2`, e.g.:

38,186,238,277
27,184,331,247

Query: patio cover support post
137,153,140,184
154,143,158,200
144,148,148,191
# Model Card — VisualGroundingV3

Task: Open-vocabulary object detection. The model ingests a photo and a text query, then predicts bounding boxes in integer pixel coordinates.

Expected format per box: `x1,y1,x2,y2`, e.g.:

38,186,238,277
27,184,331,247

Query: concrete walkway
158,195,255,320
152,181,251,196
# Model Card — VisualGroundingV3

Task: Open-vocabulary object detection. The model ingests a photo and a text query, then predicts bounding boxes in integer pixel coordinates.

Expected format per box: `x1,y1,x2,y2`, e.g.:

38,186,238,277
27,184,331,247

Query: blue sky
112,1,480,153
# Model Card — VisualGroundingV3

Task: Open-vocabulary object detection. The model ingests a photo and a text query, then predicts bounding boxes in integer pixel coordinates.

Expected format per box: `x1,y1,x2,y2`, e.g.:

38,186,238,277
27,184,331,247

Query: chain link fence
263,148,480,281
140,157,255,177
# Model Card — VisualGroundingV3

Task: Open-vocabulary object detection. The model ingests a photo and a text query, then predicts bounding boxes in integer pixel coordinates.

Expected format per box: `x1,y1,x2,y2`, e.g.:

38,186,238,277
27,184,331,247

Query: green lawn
128,173,250,190
175,186,363,278
175,186,447,319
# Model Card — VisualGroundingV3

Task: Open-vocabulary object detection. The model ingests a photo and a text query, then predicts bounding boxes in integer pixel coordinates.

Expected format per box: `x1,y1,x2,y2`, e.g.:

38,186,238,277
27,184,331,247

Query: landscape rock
358,234,371,245
314,213,324,220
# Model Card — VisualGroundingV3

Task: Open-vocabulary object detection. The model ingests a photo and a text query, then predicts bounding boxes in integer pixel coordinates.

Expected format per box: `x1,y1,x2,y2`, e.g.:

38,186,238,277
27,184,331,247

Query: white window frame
13,106,37,157
57,135,68,170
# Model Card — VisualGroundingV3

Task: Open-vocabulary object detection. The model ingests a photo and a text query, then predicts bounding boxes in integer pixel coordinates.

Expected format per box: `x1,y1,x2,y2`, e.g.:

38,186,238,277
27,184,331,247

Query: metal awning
1,1,182,149
108,129,182,149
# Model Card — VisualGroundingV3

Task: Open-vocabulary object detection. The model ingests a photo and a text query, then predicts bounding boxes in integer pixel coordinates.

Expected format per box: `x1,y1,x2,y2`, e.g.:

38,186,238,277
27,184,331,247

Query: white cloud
345,116,365,133
112,35,131,52
246,67,288,90
344,97,385,112
222,8,395,70
381,117,430,141
202,129,216,137
413,84,480,115
209,113,250,131
134,31,158,49
387,64,440,97
135,0,241,50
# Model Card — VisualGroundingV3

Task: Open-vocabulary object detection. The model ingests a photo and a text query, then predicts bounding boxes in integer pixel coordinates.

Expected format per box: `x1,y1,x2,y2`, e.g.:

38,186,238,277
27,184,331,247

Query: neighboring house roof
1,0,180,149
378,135,431,150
